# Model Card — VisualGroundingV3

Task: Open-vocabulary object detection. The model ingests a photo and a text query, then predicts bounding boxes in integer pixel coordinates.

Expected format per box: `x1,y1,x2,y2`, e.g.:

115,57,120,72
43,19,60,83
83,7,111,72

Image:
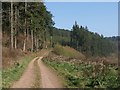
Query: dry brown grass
2,47,24,69
86,53,118,67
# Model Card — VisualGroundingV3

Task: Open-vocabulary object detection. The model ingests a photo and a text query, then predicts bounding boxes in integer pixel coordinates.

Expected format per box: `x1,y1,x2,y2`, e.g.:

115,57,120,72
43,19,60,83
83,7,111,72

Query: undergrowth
43,59,120,88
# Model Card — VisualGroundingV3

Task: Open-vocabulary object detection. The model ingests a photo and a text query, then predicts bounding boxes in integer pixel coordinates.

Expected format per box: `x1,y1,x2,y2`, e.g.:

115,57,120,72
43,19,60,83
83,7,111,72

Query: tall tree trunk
31,29,33,52
23,2,27,52
14,5,17,49
36,36,38,51
26,26,29,42
44,28,47,49
50,36,52,48
8,7,11,48
11,1,14,49
17,7,20,49
38,34,41,49
23,32,26,51
31,19,33,52
34,31,37,51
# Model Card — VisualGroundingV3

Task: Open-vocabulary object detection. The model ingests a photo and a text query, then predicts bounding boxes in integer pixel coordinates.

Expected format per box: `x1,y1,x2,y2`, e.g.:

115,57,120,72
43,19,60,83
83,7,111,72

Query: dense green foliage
105,36,119,52
52,27,70,46
46,27,71,47
43,59,120,88
70,21,117,56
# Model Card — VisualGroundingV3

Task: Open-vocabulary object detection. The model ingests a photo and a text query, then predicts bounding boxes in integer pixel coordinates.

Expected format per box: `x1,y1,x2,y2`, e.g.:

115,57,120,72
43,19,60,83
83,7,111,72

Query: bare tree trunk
14,5,17,49
8,7,11,48
23,32,26,51
50,36,52,48
31,19,33,52
35,30,39,51
34,32,36,51
44,28,47,49
31,29,33,52
25,0,29,45
38,35,41,49
11,1,14,49
17,7,20,49
36,37,38,51
23,2,27,51
27,27,29,43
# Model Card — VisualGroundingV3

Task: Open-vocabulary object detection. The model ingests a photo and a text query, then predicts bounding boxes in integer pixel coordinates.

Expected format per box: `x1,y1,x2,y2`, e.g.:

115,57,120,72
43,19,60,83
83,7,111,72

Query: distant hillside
50,23,118,57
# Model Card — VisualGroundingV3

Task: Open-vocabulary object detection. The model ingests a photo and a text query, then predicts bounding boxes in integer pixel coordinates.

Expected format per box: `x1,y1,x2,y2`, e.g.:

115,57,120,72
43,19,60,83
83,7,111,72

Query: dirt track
38,57,63,88
11,50,63,88
11,57,38,88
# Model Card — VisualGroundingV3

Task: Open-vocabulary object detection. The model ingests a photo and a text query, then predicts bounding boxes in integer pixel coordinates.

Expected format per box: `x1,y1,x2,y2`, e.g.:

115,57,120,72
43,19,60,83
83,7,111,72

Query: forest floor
11,49,63,88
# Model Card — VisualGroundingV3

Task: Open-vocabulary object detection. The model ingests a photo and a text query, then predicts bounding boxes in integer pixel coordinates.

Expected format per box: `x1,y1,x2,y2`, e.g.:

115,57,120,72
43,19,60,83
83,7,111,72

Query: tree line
70,21,117,56
2,2,54,52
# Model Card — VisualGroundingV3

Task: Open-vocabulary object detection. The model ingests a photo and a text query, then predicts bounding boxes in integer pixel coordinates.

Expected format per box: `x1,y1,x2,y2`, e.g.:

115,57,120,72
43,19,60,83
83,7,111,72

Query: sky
45,2,118,37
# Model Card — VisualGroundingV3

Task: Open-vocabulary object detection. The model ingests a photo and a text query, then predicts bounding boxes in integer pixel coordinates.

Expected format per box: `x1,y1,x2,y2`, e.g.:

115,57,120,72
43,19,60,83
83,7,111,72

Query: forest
2,2,54,52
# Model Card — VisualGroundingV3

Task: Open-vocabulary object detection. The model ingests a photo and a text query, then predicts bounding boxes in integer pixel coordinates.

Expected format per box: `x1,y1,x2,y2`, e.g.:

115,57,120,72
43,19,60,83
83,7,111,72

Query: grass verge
2,55,35,88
